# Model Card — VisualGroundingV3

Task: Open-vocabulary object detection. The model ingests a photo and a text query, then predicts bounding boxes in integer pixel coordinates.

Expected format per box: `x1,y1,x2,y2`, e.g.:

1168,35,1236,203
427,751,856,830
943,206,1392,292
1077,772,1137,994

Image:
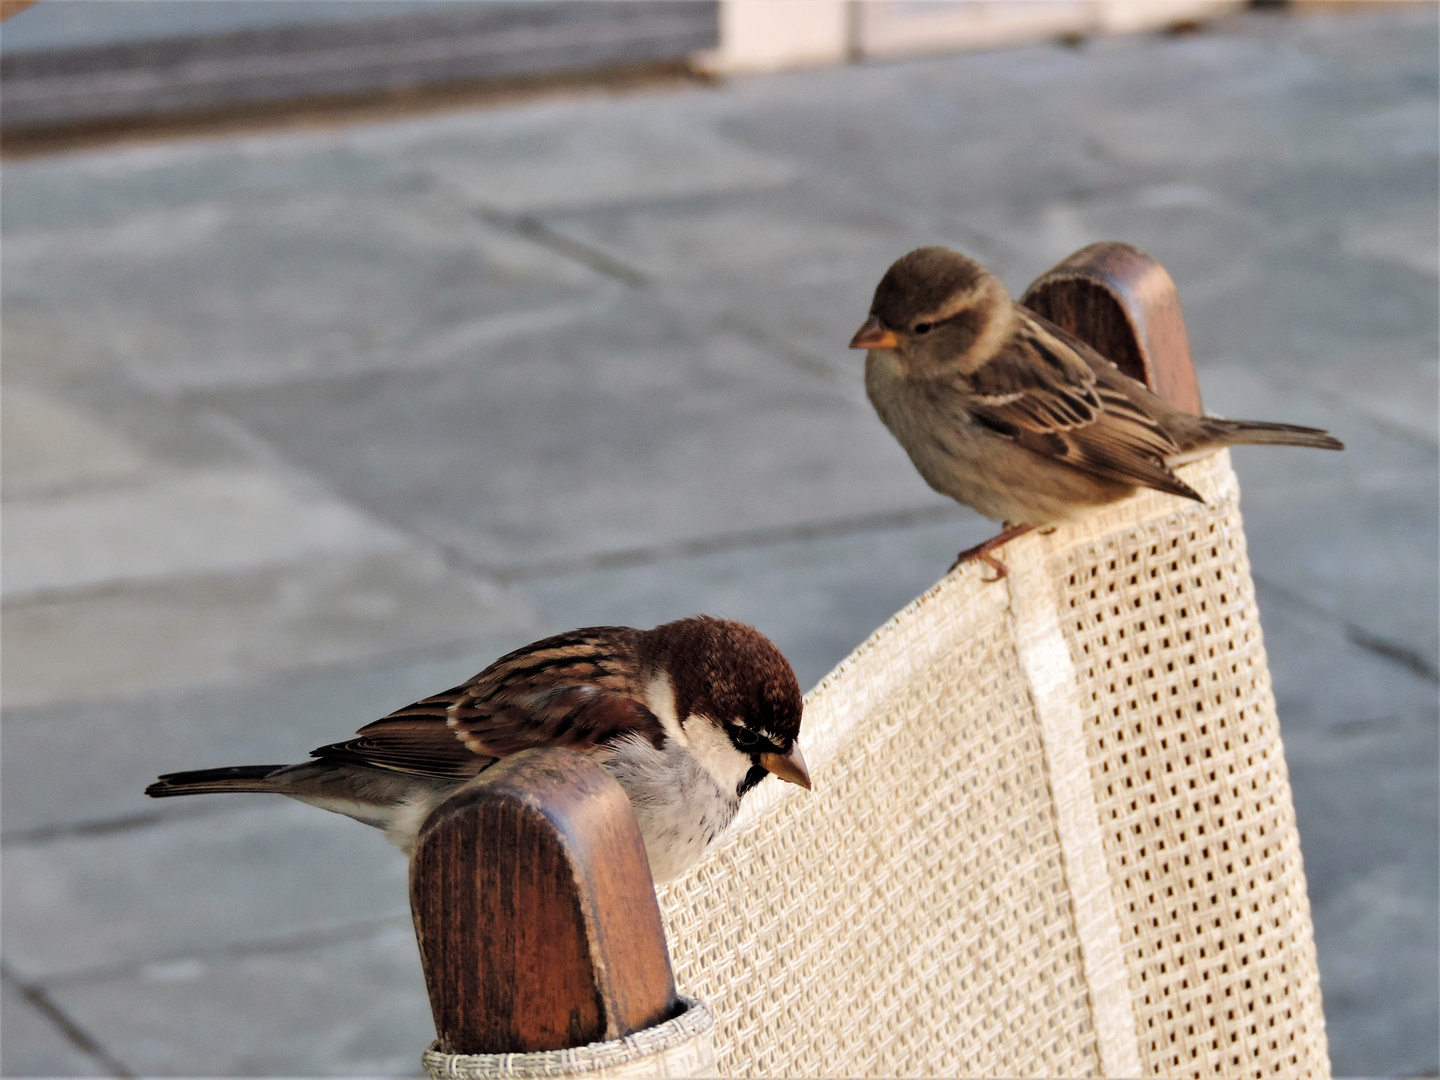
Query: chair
410,244,1330,1079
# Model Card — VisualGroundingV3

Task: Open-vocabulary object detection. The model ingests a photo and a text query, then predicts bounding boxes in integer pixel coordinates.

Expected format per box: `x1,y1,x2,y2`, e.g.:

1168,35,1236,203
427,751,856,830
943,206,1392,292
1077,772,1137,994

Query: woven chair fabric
421,998,716,1079
656,451,1329,1079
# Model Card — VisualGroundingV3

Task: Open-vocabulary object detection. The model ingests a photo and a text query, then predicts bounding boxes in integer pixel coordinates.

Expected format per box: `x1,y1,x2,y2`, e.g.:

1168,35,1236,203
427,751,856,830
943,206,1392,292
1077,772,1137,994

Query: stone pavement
3,5,1435,1076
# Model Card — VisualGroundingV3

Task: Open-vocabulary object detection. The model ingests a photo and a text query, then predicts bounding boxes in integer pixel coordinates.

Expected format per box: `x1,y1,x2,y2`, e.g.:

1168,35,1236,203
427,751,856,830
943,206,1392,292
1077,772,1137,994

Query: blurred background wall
2,0,1244,133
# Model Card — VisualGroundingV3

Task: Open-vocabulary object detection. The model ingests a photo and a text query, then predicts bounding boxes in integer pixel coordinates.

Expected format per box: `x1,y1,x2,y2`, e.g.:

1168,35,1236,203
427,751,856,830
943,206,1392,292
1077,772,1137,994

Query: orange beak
760,744,812,790
849,315,900,350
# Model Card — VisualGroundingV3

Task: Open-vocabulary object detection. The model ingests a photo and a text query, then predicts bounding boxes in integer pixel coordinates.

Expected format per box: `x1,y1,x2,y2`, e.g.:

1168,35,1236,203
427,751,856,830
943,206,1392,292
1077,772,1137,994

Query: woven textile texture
655,451,1328,1079
421,997,715,1079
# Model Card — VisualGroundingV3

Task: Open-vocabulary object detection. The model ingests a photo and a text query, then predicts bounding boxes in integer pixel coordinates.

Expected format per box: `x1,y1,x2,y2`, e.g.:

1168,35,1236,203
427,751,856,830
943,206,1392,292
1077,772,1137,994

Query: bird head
642,616,810,797
850,246,1014,376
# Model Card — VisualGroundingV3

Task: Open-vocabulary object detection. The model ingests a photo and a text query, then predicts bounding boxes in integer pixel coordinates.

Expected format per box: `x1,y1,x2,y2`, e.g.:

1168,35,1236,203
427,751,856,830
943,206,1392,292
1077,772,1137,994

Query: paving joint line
1,962,136,1078
1342,623,1440,686
1,802,241,848
427,173,650,287
1253,576,1439,685
718,313,844,382
507,213,650,288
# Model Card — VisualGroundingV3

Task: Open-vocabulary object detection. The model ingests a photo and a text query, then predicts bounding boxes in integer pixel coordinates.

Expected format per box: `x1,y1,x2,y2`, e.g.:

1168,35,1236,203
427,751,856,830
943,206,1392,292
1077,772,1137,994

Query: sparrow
851,246,1343,576
146,617,810,883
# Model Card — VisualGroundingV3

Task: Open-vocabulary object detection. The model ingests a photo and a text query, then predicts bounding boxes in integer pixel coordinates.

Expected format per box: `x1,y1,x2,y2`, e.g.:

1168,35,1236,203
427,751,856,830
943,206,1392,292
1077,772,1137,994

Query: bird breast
866,356,991,497
599,733,742,883
864,352,1099,525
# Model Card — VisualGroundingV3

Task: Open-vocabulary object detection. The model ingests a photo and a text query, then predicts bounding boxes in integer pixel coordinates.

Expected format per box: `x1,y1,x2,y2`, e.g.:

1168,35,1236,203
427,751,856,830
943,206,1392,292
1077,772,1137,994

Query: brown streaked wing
313,718,494,779
452,626,646,715
967,317,1103,434
449,686,665,758
308,626,663,779
969,312,1201,502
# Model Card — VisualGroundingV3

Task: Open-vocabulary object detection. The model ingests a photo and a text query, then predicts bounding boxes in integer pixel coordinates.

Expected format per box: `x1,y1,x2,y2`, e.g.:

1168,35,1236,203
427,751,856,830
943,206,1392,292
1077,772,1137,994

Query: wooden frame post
410,747,678,1055
1021,241,1203,413
1,1,38,22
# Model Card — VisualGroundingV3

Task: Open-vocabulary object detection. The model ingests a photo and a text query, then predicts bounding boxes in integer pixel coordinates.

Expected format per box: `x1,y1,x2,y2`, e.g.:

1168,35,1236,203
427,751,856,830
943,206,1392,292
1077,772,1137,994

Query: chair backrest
652,245,1329,1079
656,450,1327,1078
413,243,1330,1080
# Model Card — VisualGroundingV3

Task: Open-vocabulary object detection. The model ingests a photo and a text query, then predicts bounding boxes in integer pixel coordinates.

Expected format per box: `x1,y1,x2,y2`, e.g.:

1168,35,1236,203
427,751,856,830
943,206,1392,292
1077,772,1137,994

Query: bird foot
949,524,1037,582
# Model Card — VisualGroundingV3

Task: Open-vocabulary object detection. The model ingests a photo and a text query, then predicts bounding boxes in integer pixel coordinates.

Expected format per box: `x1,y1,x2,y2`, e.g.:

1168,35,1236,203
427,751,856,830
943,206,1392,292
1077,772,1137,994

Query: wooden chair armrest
410,747,677,1055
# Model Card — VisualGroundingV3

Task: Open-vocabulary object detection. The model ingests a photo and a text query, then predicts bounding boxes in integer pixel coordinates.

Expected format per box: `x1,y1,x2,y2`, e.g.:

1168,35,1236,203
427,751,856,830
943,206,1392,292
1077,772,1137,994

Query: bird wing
310,627,665,779
965,313,1203,502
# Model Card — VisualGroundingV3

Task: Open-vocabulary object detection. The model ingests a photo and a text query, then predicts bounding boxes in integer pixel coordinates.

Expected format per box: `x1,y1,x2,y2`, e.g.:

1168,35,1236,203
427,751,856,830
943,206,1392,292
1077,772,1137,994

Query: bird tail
146,764,291,798
1199,418,1344,452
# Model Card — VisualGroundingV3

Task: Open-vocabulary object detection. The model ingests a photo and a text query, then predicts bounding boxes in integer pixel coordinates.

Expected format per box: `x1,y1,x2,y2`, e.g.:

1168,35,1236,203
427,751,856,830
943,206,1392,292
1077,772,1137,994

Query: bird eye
732,726,761,750
913,321,933,334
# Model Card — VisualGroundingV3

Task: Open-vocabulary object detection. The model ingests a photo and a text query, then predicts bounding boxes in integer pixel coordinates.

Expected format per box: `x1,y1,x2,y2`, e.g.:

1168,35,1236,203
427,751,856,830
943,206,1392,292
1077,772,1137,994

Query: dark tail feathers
1205,418,1344,452
146,764,290,798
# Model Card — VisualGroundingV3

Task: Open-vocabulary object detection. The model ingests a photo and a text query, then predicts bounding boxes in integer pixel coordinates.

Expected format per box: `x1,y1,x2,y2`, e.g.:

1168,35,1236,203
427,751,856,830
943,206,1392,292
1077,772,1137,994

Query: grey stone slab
3,177,616,391
1,546,538,709
976,180,1276,306
1338,187,1440,282
538,183,991,371
1,384,152,501
714,21,1395,224
200,296,947,574
0,977,111,1078
1261,597,1439,1078
0,335,277,489
1178,229,1436,401
1214,136,1437,253
1072,57,1421,184
710,44,1133,246
1309,865,1438,1079
0,137,419,239
1201,364,1438,669
2,640,524,838
3,468,410,598
1306,352,1438,448
517,515,990,694
44,922,430,1077
1265,596,1439,904
362,92,794,215
0,294,119,393
2,800,411,980
1083,8,1439,170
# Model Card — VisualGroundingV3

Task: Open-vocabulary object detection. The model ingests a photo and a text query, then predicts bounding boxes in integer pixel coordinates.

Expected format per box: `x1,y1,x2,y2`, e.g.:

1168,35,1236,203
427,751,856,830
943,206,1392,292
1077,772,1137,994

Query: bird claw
950,546,1010,581
949,523,1036,583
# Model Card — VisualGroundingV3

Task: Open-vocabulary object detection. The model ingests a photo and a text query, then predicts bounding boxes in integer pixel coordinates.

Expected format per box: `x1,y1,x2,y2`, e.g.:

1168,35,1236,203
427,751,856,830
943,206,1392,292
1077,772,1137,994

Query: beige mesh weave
421,997,716,1079
656,451,1329,1079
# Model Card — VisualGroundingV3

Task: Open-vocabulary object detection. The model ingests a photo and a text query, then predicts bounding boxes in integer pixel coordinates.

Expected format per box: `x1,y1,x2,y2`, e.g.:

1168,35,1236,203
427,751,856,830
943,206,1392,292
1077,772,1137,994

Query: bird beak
849,315,899,350
760,744,812,790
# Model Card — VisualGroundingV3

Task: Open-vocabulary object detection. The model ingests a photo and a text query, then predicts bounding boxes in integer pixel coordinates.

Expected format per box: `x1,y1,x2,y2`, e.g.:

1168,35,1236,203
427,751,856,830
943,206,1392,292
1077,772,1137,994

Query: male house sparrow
147,617,809,883
852,246,1343,575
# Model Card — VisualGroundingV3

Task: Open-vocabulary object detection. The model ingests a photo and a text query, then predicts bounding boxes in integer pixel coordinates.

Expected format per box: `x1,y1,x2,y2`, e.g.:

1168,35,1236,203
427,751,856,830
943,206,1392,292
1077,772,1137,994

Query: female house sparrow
852,246,1343,575
147,617,809,883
